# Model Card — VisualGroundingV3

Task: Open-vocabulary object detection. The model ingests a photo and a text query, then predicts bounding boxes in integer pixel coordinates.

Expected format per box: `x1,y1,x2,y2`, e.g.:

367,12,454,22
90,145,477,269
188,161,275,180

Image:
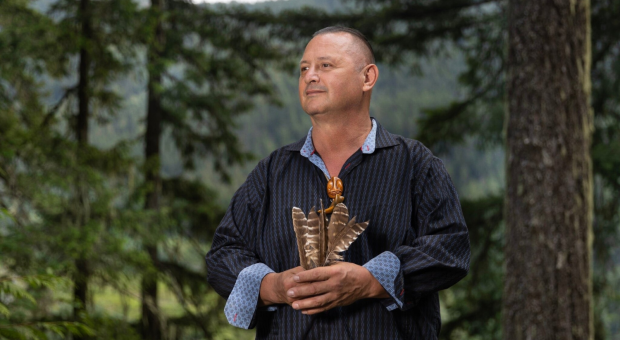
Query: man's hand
287,262,390,315
259,266,305,306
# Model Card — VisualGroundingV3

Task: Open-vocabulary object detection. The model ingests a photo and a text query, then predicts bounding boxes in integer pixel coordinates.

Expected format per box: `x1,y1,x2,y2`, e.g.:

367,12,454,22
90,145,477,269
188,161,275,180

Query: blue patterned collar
300,118,377,157
299,118,377,178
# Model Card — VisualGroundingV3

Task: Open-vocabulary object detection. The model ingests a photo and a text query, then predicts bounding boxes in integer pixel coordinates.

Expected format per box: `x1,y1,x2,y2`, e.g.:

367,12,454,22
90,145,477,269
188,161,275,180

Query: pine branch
41,87,77,128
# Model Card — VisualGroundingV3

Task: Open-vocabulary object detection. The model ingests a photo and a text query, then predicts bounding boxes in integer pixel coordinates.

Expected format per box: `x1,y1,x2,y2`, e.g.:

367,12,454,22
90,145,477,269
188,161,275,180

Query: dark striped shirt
206,119,470,339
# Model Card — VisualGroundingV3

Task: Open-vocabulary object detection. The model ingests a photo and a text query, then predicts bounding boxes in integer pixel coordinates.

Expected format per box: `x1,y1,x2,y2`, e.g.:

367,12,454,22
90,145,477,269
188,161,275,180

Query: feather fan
292,202,368,269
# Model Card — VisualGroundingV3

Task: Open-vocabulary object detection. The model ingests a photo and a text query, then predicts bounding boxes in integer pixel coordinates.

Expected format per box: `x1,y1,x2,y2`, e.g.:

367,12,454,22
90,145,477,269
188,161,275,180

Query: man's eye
322,63,330,67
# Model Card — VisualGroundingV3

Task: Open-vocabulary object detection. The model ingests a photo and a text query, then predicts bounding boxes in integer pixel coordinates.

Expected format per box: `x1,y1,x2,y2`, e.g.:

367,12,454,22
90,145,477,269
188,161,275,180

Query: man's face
298,33,365,117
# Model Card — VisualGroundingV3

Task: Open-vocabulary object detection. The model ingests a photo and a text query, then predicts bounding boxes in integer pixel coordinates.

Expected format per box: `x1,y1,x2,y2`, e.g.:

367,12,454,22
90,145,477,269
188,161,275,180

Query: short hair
312,26,376,65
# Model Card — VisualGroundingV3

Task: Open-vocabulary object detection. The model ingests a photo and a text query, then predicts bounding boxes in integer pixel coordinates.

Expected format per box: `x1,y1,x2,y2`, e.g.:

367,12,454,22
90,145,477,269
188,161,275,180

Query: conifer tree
137,2,292,337
503,1,592,338
49,0,137,334
1,0,138,336
141,0,164,336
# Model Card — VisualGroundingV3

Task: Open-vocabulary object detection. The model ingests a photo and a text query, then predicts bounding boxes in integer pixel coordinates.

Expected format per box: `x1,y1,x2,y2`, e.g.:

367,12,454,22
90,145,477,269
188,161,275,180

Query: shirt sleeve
223,263,276,329
390,157,470,311
206,164,271,329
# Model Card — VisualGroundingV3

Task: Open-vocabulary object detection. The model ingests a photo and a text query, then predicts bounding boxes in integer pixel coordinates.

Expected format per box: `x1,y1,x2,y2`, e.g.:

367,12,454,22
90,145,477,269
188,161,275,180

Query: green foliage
47,0,139,121
139,0,298,181
440,194,503,339
0,275,93,340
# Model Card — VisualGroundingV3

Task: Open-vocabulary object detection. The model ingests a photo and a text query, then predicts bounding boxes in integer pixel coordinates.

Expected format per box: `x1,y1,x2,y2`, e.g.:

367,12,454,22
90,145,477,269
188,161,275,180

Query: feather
327,203,349,248
324,208,369,266
306,207,321,269
292,207,309,270
318,200,327,267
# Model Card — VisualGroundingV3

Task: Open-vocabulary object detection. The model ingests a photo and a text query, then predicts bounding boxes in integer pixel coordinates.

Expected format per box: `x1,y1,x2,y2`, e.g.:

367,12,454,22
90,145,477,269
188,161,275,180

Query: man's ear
362,64,379,92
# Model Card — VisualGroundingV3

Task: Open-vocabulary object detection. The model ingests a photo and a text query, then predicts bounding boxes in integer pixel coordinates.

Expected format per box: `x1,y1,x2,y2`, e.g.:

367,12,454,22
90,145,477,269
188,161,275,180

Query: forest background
0,0,619,339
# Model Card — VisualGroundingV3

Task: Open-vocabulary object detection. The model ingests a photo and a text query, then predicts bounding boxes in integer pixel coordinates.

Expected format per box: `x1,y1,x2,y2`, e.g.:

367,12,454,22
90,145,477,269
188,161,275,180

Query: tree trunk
141,0,164,338
76,0,90,147
503,1,593,339
74,0,91,338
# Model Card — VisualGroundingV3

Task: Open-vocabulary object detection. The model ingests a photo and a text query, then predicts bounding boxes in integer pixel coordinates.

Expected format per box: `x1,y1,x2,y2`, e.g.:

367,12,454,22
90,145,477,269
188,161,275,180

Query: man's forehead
300,33,355,63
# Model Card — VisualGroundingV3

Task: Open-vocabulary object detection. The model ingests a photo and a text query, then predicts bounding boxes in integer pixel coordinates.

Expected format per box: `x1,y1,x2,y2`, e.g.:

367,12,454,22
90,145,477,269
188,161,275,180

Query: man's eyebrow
299,56,335,65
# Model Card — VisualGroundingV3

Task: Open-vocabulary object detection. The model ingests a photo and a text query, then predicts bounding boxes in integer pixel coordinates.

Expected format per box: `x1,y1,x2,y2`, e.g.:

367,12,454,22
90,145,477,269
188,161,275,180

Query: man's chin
302,107,326,117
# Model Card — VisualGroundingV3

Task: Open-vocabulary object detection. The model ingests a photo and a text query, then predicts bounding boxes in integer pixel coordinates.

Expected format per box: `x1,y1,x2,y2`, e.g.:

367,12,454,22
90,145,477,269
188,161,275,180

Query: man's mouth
305,85,327,96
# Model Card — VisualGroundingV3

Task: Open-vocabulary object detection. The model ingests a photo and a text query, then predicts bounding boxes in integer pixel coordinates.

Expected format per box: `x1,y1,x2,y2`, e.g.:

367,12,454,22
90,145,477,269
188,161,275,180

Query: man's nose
304,67,319,84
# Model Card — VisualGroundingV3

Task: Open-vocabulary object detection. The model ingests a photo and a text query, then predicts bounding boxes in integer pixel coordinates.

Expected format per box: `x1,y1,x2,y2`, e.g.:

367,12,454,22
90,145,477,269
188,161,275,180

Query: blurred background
0,0,618,339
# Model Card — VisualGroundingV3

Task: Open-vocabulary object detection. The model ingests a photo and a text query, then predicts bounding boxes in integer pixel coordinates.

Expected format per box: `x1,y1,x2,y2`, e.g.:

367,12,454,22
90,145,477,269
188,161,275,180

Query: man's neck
310,112,372,177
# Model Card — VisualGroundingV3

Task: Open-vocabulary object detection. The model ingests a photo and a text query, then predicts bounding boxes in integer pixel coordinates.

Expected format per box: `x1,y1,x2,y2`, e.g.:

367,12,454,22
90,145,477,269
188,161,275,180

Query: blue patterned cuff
363,251,404,310
224,263,275,329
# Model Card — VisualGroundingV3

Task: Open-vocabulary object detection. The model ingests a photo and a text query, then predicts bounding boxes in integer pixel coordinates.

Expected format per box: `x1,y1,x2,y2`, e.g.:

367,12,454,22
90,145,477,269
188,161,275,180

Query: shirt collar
285,117,400,152
300,118,378,158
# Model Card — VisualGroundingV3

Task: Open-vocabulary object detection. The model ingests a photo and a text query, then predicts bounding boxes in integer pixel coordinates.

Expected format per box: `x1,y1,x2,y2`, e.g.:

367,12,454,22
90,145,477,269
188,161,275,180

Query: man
206,26,470,339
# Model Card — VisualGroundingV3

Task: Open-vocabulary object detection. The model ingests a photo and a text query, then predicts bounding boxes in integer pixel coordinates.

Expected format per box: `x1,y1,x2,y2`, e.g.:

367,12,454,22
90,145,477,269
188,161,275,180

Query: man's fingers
291,294,333,311
289,266,305,274
294,267,331,283
282,267,306,287
287,281,330,299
